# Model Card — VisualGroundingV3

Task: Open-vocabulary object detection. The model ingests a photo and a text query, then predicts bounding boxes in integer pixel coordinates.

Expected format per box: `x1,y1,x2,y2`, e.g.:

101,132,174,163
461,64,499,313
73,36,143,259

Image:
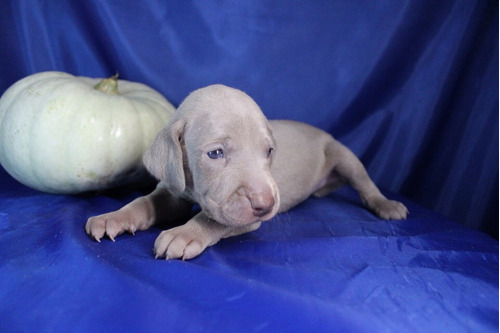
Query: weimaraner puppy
86,84,408,260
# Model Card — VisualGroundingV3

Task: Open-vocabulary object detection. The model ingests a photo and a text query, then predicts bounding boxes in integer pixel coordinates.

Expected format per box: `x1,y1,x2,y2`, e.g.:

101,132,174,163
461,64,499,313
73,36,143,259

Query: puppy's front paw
154,223,215,260
86,210,137,242
369,197,409,220
85,201,153,242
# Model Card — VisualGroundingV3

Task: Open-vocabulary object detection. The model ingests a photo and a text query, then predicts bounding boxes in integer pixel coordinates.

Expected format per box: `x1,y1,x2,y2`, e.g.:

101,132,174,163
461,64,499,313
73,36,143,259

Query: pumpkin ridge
29,76,78,191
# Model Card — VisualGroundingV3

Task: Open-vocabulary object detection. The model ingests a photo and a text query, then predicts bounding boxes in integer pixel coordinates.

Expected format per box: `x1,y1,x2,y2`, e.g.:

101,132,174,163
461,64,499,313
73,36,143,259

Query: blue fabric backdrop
0,1,498,332
1,0,497,237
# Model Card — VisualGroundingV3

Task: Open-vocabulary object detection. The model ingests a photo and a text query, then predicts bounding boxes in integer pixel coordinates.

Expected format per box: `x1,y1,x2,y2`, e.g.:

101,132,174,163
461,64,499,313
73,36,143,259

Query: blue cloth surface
0,1,498,332
0,167,498,332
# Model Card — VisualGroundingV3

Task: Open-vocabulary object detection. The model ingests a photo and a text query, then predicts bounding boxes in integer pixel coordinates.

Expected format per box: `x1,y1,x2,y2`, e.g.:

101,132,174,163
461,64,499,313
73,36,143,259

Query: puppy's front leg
85,185,191,242
154,212,261,260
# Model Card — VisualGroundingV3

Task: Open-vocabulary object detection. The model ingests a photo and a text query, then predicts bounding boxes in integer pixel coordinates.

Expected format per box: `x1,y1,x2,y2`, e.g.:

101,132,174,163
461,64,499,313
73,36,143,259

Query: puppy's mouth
202,192,279,227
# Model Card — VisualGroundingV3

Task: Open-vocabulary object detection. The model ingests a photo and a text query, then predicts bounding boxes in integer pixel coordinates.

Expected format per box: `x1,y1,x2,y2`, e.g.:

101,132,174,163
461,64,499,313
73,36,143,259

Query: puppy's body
86,85,408,260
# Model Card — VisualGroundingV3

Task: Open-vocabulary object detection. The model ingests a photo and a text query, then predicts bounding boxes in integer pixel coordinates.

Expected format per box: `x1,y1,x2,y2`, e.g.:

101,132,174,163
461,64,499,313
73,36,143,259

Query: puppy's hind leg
315,141,408,220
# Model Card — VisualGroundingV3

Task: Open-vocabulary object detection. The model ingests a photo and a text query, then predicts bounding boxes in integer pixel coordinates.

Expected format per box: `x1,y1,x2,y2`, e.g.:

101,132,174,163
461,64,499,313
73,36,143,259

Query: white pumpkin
0,71,175,194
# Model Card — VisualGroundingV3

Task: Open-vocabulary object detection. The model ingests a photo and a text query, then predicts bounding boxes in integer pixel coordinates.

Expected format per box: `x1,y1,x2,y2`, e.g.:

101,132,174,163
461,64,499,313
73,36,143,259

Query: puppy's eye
267,147,274,158
207,149,224,159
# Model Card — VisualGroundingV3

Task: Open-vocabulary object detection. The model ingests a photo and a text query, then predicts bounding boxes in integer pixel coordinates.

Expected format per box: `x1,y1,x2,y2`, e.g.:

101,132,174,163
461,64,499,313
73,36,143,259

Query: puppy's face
186,110,279,226
144,85,280,226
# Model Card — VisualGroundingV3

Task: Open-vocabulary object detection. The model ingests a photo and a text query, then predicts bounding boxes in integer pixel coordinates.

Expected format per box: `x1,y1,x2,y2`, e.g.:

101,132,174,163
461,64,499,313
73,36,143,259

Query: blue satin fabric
0,1,498,332
1,0,497,236
0,167,497,332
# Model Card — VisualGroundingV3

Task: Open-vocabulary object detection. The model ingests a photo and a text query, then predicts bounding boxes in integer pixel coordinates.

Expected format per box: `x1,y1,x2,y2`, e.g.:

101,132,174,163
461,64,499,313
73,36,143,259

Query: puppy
86,85,408,260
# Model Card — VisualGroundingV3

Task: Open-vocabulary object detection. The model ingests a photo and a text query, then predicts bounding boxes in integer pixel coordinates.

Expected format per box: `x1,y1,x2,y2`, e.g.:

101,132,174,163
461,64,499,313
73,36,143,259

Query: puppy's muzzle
221,184,278,225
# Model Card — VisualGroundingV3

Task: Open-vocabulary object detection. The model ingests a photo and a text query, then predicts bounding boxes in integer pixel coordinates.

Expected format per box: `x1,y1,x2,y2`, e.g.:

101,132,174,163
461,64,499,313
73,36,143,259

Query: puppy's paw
154,223,215,260
85,203,152,242
369,197,409,220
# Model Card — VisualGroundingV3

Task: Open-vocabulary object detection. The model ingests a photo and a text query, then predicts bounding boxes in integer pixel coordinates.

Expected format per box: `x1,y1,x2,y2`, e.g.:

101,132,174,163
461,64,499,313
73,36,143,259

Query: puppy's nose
250,195,275,218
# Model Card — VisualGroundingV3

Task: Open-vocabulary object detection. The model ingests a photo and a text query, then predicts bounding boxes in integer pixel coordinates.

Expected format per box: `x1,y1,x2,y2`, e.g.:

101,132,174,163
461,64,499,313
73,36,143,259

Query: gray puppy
86,85,408,260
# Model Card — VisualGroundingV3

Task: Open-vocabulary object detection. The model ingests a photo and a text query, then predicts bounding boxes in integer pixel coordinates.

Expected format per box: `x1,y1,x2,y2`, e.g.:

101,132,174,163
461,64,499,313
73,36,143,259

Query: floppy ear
143,119,186,194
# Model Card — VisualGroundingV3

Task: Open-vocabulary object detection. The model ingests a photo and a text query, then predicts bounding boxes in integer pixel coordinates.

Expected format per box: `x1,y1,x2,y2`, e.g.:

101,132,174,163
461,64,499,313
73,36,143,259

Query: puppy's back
269,120,336,211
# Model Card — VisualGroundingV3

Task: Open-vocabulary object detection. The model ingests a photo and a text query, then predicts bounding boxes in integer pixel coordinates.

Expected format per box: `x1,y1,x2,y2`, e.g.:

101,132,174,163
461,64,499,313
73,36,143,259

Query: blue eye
207,149,224,159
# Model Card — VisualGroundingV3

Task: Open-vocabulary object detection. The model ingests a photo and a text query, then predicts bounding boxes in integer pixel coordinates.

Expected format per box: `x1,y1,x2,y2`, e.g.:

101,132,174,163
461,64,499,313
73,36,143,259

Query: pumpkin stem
94,73,120,95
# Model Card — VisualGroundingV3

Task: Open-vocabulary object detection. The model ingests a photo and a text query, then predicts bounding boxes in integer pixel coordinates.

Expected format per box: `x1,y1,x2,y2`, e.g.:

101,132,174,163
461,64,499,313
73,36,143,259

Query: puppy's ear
143,119,186,194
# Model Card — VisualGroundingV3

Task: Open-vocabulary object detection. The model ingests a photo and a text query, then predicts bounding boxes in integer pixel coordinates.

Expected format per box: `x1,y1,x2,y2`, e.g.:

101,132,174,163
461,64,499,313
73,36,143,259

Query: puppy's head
144,84,280,226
